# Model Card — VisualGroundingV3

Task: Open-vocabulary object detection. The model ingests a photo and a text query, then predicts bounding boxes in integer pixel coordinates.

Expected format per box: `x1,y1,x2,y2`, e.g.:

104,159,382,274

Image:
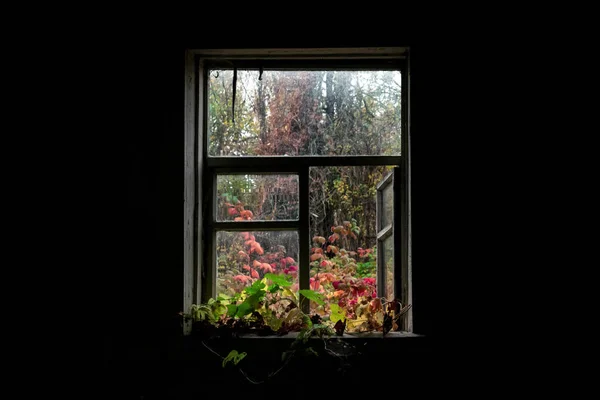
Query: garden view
197,68,403,333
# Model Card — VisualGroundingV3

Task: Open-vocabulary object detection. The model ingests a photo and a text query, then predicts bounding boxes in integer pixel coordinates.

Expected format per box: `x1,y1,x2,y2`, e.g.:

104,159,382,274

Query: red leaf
334,319,346,336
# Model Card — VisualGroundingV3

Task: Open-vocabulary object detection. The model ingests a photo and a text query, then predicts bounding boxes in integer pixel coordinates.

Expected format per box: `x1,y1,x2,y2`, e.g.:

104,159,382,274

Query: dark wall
101,34,458,397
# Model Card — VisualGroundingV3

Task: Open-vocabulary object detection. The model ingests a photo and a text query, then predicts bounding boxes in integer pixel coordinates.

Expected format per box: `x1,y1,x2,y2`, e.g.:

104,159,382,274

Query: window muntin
381,234,395,299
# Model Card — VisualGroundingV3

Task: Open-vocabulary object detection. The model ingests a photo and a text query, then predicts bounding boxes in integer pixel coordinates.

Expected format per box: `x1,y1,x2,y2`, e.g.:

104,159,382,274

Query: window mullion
298,167,310,314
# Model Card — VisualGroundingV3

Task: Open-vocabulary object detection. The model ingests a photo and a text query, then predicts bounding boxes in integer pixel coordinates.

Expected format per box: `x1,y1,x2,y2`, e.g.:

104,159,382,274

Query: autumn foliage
215,198,395,333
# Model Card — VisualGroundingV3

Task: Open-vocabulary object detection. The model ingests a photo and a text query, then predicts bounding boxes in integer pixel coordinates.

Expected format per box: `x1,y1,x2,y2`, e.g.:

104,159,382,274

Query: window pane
217,175,299,221
308,166,394,329
381,235,394,300
216,231,299,297
381,182,394,229
208,69,401,156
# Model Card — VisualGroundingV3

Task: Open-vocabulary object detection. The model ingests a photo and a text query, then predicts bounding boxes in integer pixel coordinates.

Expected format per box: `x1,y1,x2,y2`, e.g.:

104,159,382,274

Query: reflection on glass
381,181,394,229
217,175,299,221
381,235,394,300
216,231,299,296
208,70,401,156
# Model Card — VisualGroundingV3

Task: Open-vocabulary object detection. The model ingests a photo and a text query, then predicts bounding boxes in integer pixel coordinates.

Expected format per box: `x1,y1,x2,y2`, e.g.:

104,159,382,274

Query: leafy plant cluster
213,196,405,333
182,270,409,383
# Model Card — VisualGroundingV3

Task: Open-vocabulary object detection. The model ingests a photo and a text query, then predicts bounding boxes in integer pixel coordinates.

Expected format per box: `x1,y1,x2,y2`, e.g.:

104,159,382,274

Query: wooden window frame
184,47,412,335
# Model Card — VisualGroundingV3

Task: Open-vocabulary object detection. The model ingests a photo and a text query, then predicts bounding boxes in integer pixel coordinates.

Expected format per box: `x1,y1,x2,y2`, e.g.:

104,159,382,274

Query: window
184,48,411,335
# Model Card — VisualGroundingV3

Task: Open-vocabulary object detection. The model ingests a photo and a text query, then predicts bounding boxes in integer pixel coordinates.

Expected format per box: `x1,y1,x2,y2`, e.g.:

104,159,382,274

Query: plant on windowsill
182,203,411,383
180,273,410,384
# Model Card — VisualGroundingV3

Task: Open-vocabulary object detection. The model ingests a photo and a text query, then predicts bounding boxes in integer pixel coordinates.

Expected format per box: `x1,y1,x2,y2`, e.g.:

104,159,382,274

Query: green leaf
227,304,238,317
268,284,280,293
305,347,319,357
245,280,266,295
235,302,253,318
222,350,236,367
213,304,227,318
302,314,313,328
217,294,231,301
246,292,264,309
264,273,292,287
283,287,298,303
312,324,334,337
233,352,246,365
266,315,282,331
299,289,325,305
329,303,346,323
222,350,246,368
297,327,312,343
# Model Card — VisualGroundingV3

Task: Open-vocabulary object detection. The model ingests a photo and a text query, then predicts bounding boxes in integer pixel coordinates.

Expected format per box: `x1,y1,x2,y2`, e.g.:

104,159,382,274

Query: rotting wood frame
184,47,412,335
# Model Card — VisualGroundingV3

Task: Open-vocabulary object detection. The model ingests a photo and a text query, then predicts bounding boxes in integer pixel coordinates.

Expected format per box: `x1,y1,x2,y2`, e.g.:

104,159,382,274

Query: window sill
183,330,430,352
223,331,422,339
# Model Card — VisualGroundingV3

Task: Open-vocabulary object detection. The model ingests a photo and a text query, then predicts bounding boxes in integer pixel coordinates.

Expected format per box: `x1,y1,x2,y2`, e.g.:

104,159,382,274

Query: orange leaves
328,233,339,243
241,232,255,241
331,225,344,234
233,275,251,283
312,248,323,254
238,250,249,260
242,264,251,271
284,257,295,265
252,260,262,268
227,201,252,220
315,272,335,283
309,277,320,290
245,240,264,255
310,253,323,262
312,236,326,244
369,298,382,312
251,269,259,279
250,242,264,255
326,245,339,254
234,210,253,221
280,256,295,269
260,263,273,273
240,210,253,219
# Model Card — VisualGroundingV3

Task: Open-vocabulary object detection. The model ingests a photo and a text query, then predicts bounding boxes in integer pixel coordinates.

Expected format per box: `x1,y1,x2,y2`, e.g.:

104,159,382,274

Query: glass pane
381,235,394,300
216,231,299,297
217,175,299,221
208,69,401,156
381,182,394,228
308,166,394,328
